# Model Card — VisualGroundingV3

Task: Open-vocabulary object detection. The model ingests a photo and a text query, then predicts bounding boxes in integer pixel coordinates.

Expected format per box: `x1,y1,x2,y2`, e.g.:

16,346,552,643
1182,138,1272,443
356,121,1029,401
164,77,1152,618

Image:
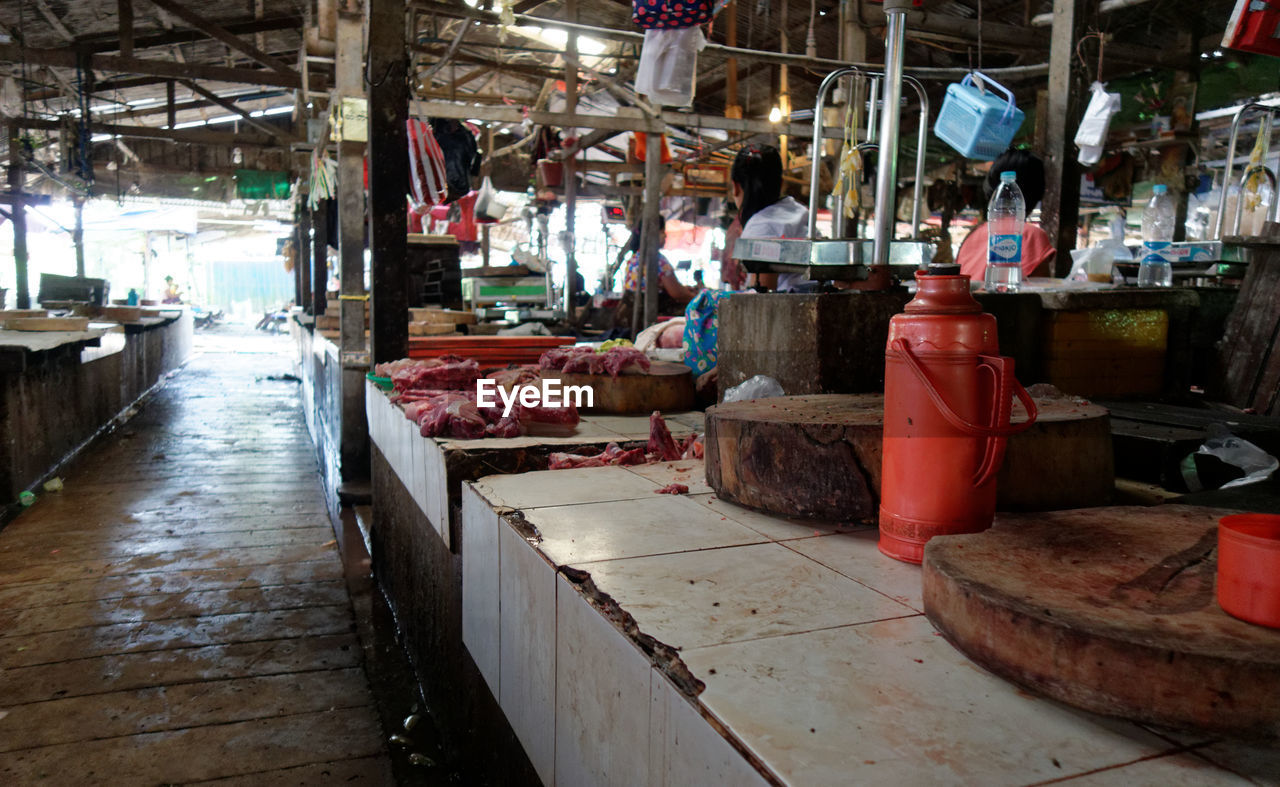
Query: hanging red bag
407,118,448,208
632,0,715,30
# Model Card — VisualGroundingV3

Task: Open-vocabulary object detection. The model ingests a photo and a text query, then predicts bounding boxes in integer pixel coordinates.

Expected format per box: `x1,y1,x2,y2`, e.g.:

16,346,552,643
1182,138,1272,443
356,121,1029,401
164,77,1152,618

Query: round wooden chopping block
703,394,1112,521
548,361,695,414
923,505,1280,740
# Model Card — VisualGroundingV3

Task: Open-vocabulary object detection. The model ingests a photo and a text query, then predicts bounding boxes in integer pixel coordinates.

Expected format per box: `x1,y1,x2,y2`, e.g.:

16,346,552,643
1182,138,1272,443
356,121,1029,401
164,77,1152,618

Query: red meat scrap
539,346,594,371
654,483,690,495
393,357,481,392
647,411,683,461
560,346,652,377
548,451,609,469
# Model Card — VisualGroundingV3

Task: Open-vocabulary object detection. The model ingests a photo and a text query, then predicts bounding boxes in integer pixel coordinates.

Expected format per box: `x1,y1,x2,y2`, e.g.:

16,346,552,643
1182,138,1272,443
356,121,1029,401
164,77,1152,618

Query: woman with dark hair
621,216,695,313
956,149,1056,279
731,144,811,291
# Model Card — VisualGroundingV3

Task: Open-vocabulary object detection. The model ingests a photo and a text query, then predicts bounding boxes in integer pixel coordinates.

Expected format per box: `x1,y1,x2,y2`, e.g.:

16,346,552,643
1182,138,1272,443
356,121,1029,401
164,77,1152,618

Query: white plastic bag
475,175,506,223
635,27,705,108
1188,424,1279,491
1074,82,1121,165
724,374,785,403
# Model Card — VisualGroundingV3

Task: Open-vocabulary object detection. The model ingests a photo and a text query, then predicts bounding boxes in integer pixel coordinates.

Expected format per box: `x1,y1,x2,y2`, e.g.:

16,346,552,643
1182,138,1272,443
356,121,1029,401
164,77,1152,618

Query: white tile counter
462,460,1277,786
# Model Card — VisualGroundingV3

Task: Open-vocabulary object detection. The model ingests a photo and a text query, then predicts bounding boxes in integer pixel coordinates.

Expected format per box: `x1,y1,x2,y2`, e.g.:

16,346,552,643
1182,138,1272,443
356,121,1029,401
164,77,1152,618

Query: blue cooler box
934,72,1025,161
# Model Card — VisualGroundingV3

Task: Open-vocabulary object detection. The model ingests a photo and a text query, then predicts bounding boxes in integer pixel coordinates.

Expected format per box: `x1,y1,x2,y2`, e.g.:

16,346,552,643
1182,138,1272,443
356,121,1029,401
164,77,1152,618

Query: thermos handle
890,338,1039,442
971,355,1028,487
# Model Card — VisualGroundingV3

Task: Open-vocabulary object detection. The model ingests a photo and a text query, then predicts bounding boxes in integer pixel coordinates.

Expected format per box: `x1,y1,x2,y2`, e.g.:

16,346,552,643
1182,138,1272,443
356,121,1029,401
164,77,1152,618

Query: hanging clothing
682,288,730,375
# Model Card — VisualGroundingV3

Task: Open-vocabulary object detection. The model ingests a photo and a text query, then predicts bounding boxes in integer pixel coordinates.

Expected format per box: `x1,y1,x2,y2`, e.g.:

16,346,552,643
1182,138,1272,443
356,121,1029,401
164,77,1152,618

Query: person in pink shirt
956,150,1056,279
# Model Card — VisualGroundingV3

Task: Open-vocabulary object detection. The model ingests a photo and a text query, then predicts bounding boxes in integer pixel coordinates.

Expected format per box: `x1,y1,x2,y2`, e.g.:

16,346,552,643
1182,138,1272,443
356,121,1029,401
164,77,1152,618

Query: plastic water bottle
985,171,1025,292
1139,184,1175,287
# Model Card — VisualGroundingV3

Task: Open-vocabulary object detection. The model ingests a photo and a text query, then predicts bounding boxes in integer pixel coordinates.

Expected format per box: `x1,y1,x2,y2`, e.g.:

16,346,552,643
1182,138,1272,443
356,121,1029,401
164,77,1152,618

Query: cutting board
3,316,92,332
0,309,47,319
546,361,695,414
704,394,1113,521
408,308,476,325
923,505,1280,739
408,321,459,336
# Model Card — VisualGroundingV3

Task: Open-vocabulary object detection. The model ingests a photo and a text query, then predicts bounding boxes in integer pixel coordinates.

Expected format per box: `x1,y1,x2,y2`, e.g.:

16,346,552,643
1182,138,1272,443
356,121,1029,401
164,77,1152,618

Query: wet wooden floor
0,336,395,784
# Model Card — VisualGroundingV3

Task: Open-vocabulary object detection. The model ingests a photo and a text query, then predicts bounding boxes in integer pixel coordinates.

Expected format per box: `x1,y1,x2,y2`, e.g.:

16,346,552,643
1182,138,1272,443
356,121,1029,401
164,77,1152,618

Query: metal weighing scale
733,0,935,285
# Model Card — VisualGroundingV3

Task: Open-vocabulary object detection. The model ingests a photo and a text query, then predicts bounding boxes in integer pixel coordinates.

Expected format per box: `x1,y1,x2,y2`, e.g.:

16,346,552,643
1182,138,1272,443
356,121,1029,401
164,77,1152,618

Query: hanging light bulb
768,106,783,124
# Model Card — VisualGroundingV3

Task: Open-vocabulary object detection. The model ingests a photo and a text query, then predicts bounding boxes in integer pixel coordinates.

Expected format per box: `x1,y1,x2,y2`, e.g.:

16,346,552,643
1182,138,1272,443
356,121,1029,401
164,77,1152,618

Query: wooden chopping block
923,505,1280,740
408,321,460,336
545,360,695,414
98,305,143,322
408,307,476,325
704,394,1112,521
0,309,47,319
3,316,92,332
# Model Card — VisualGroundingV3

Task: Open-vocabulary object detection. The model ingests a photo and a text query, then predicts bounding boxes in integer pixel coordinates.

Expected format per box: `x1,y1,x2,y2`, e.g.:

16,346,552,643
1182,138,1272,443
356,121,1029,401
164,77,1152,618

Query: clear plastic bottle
985,171,1025,292
1139,184,1175,287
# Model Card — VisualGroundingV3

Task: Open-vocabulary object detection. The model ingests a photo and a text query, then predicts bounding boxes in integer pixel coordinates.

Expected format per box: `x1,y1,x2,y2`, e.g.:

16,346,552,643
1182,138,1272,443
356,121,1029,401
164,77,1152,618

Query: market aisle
0,327,396,784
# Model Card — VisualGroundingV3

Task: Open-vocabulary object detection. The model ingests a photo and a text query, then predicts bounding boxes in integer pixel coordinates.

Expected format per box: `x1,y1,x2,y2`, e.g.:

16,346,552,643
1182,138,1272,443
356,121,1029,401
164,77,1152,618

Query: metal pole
808,67,862,240
640,130,663,329
73,195,86,278
872,5,906,268
562,0,578,316
8,124,28,309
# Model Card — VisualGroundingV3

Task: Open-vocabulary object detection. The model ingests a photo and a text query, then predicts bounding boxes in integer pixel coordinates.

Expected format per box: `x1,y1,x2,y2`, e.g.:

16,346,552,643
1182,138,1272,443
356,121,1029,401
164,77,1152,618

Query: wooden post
335,10,365,356
562,0,578,315
118,0,134,59
165,80,175,129
73,195,85,278
725,0,740,118
298,201,313,314
8,125,28,309
312,199,328,316
640,129,663,328
335,10,368,480
367,0,408,364
1041,0,1097,276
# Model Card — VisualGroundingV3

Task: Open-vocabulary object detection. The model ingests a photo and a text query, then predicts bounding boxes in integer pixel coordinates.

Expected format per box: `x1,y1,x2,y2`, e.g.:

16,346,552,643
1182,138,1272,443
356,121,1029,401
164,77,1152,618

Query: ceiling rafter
139,0,297,77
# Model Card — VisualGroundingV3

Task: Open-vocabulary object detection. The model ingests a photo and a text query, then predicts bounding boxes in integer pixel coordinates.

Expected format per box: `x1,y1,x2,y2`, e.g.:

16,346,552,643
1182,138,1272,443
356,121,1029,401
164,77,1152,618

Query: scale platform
733,238,936,281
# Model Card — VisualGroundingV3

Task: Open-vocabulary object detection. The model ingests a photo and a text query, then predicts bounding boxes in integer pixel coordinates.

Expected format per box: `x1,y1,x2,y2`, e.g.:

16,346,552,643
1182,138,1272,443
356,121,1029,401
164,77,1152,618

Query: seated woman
956,149,1056,279
732,144,812,292
623,216,696,312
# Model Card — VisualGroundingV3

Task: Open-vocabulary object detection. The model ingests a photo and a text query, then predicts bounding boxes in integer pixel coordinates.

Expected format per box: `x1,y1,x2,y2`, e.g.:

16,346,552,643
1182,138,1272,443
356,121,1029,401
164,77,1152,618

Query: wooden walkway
0,337,396,784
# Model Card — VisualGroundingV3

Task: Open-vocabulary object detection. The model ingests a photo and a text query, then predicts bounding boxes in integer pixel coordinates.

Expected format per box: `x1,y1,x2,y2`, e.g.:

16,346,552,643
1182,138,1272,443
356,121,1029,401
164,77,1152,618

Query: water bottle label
1141,241,1171,263
988,233,1022,264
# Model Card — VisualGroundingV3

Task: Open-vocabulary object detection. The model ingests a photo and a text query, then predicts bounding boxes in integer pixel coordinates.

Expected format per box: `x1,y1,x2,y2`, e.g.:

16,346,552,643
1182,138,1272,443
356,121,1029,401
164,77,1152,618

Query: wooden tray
704,394,1113,520
3,316,92,332
923,505,1280,740
408,308,476,325
545,360,695,414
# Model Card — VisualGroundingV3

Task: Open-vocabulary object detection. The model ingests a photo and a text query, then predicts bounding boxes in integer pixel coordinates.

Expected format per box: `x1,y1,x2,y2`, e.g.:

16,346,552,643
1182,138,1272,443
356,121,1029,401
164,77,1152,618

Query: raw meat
547,452,610,469
392,357,481,391
520,403,581,436
486,365,542,391
539,346,594,371
654,483,689,495
680,434,704,460
560,346,652,377
486,416,525,438
417,393,486,439
647,410,683,461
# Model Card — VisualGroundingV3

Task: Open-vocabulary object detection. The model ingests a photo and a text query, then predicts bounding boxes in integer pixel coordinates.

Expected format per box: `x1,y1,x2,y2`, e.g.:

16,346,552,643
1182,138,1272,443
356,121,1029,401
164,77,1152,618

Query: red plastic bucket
1218,513,1280,628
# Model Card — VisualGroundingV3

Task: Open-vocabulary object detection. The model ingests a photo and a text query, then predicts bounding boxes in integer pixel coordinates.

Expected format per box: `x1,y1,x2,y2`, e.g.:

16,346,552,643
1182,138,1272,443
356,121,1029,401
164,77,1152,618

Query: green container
366,372,393,391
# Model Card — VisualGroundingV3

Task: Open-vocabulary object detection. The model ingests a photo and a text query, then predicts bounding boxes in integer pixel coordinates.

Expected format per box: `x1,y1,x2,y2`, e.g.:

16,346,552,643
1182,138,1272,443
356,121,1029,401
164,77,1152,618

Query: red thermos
878,272,1038,564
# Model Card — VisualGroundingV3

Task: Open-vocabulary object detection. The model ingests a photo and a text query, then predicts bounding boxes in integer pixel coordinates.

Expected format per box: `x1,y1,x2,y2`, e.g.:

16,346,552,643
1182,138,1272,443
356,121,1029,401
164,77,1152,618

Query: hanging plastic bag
1181,424,1279,492
474,175,506,223
635,27,705,108
1074,82,1121,166
632,0,715,30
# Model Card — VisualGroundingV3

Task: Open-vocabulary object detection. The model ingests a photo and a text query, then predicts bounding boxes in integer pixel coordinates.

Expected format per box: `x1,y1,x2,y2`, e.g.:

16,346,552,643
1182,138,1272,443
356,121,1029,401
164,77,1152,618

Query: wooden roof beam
14,115,288,148
179,79,296,141
0,44,318,89
139,0,297,78
32,0,75,42
82,15,302,54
